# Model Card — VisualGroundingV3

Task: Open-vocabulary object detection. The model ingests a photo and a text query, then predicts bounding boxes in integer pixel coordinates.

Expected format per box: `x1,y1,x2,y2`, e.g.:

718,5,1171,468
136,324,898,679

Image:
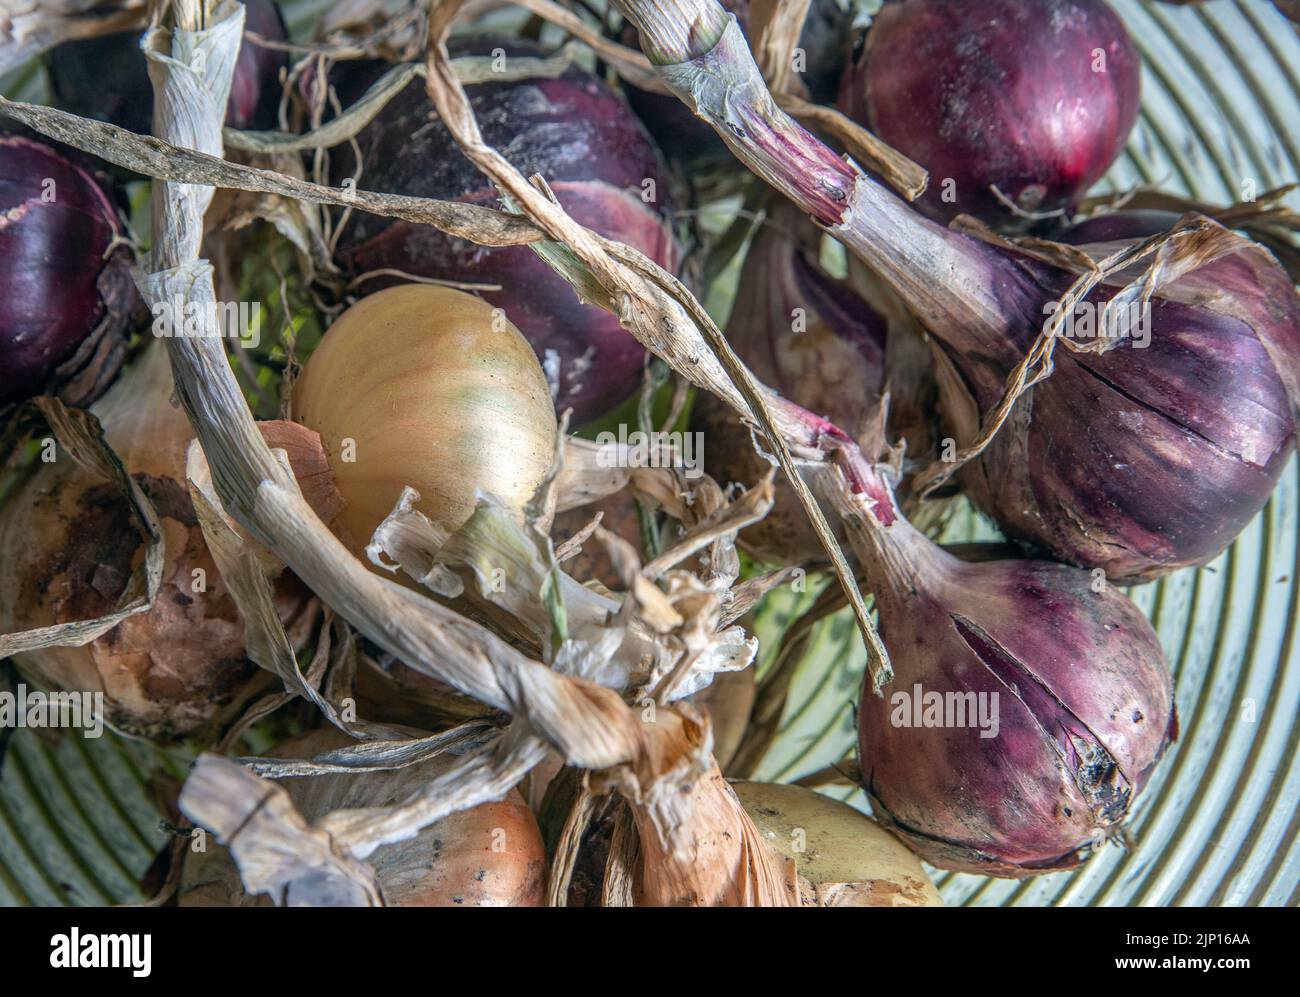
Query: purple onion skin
840,0,1141,227
1057,208,1183,244
695,206,886,562
858,520,1176,876
0,134,135,406
333,41,676,423
45,0,287,135
939,242,1297,584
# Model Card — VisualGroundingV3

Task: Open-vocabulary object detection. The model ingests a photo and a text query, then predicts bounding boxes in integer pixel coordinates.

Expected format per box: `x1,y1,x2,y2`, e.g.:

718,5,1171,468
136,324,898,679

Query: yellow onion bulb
292,284,558,551
732,781,942,907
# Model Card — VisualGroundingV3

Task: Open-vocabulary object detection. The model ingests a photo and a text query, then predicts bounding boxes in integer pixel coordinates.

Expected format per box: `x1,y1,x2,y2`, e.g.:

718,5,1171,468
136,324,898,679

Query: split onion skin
180,730,548,907
291,284,558,553
732,781,942,906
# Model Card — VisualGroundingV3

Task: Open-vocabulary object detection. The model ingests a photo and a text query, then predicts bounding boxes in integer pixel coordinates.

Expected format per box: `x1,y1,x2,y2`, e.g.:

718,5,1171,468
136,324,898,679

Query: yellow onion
0,344,316,740
291,284,558,552
180,729,548,907
732,781,942,906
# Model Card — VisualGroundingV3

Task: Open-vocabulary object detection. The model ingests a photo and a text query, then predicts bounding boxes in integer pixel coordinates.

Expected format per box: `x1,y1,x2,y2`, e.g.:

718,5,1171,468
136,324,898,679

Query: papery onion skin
0,132,135,407
44,0,289,134
180,730,548,907
732,781,943,905
291,284,558,552
0,346,314,741
330,39,676,424
854,509,1176,877
623,0,849,164
840,0,1140,227
695,204,886,564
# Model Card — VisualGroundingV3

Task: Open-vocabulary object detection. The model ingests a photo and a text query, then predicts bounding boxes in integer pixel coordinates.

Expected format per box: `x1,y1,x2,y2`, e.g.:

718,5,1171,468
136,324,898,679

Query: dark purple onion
331,40,676,423
45,0,288,135
695,202,886,562
940,239,1296,583
854,493,1176,876
839,0,1141,227
0,132,135,406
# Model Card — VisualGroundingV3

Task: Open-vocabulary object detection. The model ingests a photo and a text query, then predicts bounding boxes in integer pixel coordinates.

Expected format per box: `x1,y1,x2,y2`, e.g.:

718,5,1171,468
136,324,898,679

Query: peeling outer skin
181,730,548,907
592,707,799,906
857,538,1175,877
945,249,1298,583
656,16,855,228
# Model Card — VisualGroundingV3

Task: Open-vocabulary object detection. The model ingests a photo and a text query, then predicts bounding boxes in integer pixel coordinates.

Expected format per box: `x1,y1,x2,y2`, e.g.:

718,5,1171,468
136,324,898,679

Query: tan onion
0,344,315,740
291,284,558,553
732,781,942,906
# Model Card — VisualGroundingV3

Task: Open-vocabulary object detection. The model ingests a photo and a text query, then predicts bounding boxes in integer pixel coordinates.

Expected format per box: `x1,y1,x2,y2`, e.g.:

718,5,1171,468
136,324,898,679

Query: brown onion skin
840,0,1140,227
0,132,135,406
855,516,1176,877
0,347,314,741
330,39,676,423
44,0,288,135
181,730,547,907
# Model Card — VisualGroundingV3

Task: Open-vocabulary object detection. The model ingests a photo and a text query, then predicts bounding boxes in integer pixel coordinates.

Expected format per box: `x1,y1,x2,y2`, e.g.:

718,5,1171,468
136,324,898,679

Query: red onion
0,132,135,407
839,0,1141,227
851,467,1176,876
925,235,1298,582
332,39,676,424
45,0,288,135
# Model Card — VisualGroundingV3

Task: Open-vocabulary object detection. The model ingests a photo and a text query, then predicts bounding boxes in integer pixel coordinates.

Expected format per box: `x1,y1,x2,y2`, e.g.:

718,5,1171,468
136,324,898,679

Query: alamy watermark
593,424,704,480
50,929,150,977
0,683,104,738
1043,299,1151,349
151,296,262,348
890,683,1000,738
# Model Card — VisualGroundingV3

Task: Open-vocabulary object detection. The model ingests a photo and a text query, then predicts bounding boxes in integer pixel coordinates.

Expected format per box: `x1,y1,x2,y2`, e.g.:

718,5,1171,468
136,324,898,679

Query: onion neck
614,0,1037,360
833,174,1033,359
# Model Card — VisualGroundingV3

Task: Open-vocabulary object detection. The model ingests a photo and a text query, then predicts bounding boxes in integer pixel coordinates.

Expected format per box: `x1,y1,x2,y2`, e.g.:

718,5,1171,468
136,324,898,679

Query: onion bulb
291,284,558,552
180,730,547,907
694,200,886,564
0,131,136,407
0,344,315,740
732,781,942,906
840,0,1140,227
330,38,676,423
45,0,289,135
